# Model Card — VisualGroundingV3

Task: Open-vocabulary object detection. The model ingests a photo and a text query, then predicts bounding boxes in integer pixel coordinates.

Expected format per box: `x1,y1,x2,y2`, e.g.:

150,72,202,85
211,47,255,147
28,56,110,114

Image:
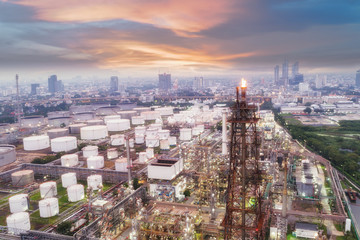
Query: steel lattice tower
224,79,264,240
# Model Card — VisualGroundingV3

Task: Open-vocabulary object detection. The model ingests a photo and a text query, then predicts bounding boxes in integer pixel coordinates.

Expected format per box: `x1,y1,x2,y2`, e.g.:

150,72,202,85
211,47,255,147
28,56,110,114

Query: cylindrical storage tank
139,152,147,163
0,145,16,167
67,184,84,202
141,111,161,121
96,106,121,116
192,126,202,136
87,156,104,169
133,107,151,114
146,137,159,147
61,154,79,167
115,158,127,172
131,116,145,125
82,146,98,158
146,148,154,159
47,128,69,139
87,119,103,126
48,117,71,128
73,112,95,122
160,139,170,150
39,198,59,218
11,170,34,187
150,123,162,131
107,148,118,159
6,212,30,233
134,134,143,144
48,111,70,119
51,136,77,153
61,172,77,188
21,116,45,128
9,194,28,213
129,138,134,148
104,115,121,124
110,134,125,146
135,126,146,135
68,123,87,134
158,130,170,140
118,110,137,120
80,125,108,140
146,128,158,138
155,107,174,116
180,128,192,141
40,181,57,199
87,175,102,190
106,119,130,132
197,124,205,132
23,135,50,151
169,136,177,146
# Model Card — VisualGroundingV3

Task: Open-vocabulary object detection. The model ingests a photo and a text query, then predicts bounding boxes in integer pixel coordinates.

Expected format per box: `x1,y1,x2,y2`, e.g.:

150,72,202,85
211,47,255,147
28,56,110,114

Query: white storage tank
158,130,170,140
87,175,103,190
87,155,104,169
48,117,71,128
192,126,202,136
87,119,104,126
129,138,134,148
135,134,145,144
0,145,16,167
146,148,154,159
146,137,159,147
51,136,77,153
9,194,28,213
48,111,70,119
73,112,95,122
23,135,50,151
160,139,170,150
39,197,59,218
61,154,79,167
67,184,84,202
135,126,146,135
133,107,151,114
110,134,125,146
139,152,147,163
61,172,77,188
69,123,87,134
131,116,145,125
180,128,192,141
106,119,130,132
169,136,177,146
107,148,118,159
40,181,57,199
141,111,161,121
11,170,34,187
118,110,137,119
6,212,31,233
80,125,108,140
155,107,174,116
47,128,69,139
104,115,121,124
115,158,128,172
21,116,45,128
82,145,98,158
146,128,158,138
150,123,162,131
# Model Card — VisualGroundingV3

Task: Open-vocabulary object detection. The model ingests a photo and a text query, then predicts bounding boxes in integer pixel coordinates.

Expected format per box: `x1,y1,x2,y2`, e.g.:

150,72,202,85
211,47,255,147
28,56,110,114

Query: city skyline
0,0,360,82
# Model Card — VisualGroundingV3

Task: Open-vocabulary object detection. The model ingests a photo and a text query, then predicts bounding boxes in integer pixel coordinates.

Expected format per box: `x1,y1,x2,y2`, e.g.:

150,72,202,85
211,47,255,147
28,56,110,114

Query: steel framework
224,81,264,240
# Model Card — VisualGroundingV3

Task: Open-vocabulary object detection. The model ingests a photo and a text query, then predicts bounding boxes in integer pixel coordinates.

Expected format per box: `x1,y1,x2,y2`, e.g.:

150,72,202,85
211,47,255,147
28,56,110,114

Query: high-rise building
356,69,360,87
48,75,57,93
110,76,119,92
282,59,289,85
158,73,171,91
292,61,299,78
193,77,204,89
274,65,280,85
31,83,40,95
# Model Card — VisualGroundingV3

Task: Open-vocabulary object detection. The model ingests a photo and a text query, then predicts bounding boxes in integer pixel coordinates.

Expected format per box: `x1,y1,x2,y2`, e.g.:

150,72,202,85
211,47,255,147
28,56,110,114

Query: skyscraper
31,83,40,95
274,65,280,84
282,59,289,85
292,61,299,78
110,76,119,92
356,69,360,87
48,75,57,93
158,73,171,91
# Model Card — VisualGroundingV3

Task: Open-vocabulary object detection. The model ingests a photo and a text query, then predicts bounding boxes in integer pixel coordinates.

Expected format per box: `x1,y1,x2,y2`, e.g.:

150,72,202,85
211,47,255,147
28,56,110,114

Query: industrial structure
224,79,269,240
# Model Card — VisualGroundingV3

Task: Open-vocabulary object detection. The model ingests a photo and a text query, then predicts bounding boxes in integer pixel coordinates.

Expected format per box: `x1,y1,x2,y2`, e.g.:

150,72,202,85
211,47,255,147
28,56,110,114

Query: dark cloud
0,1,35,22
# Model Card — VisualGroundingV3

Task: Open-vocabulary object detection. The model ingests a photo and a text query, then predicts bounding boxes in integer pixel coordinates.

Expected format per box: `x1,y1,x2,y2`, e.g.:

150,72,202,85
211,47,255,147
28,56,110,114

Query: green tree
184,189,191,197
133,177,141,190
304,107,312,114
56,221,73,236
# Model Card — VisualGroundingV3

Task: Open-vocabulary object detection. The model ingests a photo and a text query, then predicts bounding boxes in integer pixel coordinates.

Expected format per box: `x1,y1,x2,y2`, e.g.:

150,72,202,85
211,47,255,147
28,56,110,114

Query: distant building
193,77,204,89
48,75,63,93
274,65,280,85
292,61,299,78
159,73,171,91
110,76,119,92
30,84,40,95
299,82,309,93
356,69,360,87
290,74,304,85
282,59,289,85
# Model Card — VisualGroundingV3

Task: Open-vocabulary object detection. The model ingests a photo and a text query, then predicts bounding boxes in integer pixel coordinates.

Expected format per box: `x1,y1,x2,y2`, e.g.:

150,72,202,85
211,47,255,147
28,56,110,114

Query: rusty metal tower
224,79,264,240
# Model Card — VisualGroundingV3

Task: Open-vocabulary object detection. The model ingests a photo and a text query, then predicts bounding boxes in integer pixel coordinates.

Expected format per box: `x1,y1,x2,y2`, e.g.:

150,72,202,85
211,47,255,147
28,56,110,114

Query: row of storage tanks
6,172,103,233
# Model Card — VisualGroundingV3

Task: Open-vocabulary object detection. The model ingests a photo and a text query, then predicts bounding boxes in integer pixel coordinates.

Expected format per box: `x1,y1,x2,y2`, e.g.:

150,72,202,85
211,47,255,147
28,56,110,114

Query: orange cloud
13,0,236,33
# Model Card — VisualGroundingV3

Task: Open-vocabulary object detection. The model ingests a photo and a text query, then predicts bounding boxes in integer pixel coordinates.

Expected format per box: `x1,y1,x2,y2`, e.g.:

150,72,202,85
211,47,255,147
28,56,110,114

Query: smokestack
222,110,228,155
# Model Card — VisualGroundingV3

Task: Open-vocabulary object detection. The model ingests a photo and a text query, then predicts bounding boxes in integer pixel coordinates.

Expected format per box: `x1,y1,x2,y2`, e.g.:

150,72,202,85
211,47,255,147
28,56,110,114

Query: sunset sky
1,0,360,81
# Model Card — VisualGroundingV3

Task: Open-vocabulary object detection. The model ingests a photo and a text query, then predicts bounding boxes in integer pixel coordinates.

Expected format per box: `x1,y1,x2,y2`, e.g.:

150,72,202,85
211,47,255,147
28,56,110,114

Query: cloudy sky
1,0,360,81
